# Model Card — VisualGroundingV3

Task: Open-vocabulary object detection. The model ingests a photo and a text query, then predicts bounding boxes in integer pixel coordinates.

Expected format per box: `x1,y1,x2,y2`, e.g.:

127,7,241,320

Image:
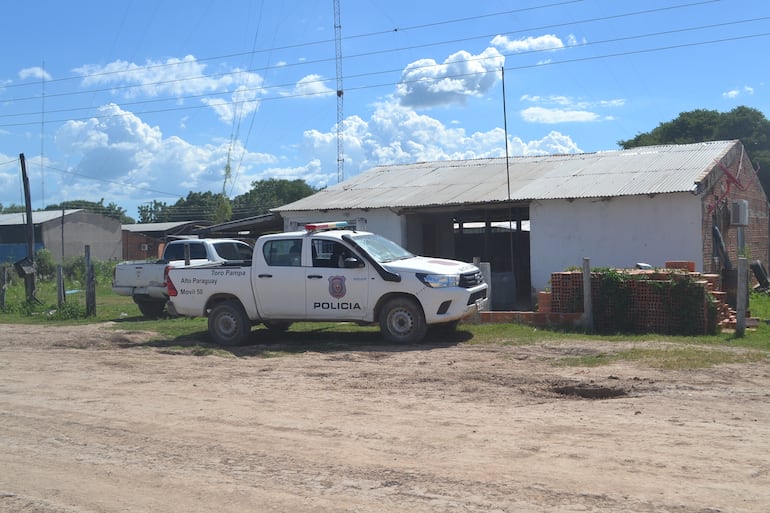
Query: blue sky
1,0,768,220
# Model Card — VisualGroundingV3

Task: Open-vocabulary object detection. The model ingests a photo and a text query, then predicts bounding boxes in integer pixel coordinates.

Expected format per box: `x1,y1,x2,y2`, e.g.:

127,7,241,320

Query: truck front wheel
379,297,427,344
208,300,251,346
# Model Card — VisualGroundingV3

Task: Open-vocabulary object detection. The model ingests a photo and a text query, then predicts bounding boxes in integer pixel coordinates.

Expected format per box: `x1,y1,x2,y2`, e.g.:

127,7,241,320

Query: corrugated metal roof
121,221,204,232
275,141,737,212
0,209,82,226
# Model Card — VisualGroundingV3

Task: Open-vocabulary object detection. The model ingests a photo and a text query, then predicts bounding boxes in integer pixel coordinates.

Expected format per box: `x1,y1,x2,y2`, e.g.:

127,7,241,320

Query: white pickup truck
166,222,488,345
112,238,253,317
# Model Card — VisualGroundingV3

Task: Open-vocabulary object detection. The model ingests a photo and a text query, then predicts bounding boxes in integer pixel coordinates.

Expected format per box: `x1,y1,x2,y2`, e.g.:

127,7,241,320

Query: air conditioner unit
730,200,749,227
140,243,149,251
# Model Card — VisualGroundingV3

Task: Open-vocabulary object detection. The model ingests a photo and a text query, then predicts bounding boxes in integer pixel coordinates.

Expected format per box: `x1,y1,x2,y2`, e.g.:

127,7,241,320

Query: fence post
85,245,96,317
582,257,594,332
0,266,7,309
57,265,65,308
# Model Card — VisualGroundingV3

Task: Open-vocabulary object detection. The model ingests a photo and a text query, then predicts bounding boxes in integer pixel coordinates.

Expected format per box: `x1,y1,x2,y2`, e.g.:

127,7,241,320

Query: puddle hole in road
551,382,628,399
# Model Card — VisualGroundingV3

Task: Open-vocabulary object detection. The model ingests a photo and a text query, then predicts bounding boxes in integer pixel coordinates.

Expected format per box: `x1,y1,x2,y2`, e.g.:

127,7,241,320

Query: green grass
555,346,768,369
2,273,770,368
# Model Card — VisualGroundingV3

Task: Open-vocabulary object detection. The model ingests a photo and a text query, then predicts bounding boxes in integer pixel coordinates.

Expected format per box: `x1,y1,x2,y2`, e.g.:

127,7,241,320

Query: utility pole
333,0,344,183
19,153,37,302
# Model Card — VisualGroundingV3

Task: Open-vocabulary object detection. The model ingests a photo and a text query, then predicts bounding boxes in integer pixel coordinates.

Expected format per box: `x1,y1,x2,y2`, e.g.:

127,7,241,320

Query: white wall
530,193,703,291
280,209,406,245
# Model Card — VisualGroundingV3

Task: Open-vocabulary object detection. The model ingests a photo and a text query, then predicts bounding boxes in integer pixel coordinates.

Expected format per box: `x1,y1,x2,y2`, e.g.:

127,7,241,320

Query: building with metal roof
119,220,213,261
275,140,769,309
0,209,122,264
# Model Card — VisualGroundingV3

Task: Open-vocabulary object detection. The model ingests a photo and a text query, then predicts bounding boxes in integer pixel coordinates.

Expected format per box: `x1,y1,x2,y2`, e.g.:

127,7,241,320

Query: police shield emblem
328,275,346,298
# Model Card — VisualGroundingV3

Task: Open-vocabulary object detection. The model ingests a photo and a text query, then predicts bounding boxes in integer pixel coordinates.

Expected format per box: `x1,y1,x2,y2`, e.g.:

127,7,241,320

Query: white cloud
396,47,504,108
521,107,599,123
521,94,624,110
201,84,261,124
300,99,582,184
19,66,53,81
723,86,755,99
74,56,266,123
491,34,569,53
287,74,335,98
52,103,276,213
519,94,624,123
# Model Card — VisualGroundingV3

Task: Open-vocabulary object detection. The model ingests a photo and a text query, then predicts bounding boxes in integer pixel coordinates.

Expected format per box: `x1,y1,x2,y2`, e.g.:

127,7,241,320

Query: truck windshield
351,234,413,263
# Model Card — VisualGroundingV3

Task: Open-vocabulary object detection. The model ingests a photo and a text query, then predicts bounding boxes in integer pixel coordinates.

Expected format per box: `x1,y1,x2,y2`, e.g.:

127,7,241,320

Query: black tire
430,320,459,337
134,298,165,318
263,321,292,332
208,300,251,346
379,297,427,344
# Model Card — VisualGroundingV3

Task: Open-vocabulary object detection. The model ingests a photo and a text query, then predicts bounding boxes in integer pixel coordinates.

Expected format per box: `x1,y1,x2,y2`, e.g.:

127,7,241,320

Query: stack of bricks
546,262,740,335
549,271,584,313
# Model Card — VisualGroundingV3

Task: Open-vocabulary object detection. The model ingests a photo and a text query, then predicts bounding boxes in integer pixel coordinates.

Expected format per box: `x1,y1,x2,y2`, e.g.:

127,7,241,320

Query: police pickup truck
166,222,487,345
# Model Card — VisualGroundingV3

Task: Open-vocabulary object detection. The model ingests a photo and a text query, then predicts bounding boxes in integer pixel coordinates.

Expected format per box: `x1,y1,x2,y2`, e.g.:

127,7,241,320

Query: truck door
253,238,307,318
305,239,369,320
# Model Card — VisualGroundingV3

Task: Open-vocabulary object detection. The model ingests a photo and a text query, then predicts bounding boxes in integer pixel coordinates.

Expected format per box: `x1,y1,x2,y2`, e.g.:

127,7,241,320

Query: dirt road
0,322,768,513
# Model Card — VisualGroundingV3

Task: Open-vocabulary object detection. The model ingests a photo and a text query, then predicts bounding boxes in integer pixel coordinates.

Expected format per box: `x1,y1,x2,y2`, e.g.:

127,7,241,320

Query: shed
120,220,213,260
0,209,122,264
275,140,769,310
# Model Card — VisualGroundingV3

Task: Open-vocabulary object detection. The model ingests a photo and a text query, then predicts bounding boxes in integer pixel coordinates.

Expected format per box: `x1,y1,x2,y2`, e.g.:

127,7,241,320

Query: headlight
417,273,460,288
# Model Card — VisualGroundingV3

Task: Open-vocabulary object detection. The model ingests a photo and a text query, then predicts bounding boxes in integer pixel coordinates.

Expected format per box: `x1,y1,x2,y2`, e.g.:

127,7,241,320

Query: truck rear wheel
208,300,251,346
134,297,165,318
263,321,292,332
379,297,427,344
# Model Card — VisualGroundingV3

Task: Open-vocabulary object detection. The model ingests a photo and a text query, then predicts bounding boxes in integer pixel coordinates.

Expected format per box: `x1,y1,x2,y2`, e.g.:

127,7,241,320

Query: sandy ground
0,322,768,513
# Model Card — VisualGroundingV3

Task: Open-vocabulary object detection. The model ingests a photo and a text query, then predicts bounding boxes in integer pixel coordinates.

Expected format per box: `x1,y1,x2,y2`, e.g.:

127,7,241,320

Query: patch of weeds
157,344,232,357
261,350,292,358
46,302,87,320
555,352,617,367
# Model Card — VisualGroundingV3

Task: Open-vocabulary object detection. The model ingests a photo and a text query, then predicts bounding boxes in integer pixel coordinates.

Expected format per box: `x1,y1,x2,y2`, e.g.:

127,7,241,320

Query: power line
1,0,727,106
1,0,589,96
0,23,767,129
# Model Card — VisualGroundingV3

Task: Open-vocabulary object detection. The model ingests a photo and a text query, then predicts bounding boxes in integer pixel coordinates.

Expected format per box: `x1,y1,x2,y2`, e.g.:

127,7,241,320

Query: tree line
0,178,317,225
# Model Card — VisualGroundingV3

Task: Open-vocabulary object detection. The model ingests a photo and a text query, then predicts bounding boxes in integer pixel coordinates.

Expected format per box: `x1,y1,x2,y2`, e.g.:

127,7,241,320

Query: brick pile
481,261,758,332
544,262,750,335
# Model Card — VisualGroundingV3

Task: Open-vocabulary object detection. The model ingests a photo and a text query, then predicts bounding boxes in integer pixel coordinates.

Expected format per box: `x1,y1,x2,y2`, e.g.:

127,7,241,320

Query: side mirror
343,256,365,269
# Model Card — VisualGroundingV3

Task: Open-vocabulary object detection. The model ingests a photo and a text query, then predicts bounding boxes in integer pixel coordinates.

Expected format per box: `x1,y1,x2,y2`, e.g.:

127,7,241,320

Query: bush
35,249,57,280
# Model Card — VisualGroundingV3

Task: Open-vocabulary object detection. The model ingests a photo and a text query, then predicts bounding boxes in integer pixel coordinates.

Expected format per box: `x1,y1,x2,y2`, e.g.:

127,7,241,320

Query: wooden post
20,153,36,302
1,266,7,309
57,265,65,308
85,245,96,317
582,257,594,332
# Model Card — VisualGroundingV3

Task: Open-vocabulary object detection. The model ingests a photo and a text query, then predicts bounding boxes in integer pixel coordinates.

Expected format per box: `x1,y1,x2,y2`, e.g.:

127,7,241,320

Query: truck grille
459,270,484,288
467,289,488,305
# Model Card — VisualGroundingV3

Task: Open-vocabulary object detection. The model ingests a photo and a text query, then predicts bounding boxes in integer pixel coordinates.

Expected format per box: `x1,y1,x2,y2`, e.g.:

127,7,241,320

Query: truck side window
214,242,253,261
311,240,351,268
164,242,204,260
263,239,302,267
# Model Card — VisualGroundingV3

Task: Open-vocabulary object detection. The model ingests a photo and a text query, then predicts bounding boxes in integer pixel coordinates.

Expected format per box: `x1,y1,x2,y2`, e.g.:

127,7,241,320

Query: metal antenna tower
333,0,344,183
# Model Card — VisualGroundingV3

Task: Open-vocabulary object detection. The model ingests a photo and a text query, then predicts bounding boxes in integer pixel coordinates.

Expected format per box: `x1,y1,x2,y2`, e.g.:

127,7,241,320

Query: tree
231,178,318,220
0,203,26,214
168,191,229,222
45,198,134,224
137,200,171,223
618,106,770,197
134,179,317,224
